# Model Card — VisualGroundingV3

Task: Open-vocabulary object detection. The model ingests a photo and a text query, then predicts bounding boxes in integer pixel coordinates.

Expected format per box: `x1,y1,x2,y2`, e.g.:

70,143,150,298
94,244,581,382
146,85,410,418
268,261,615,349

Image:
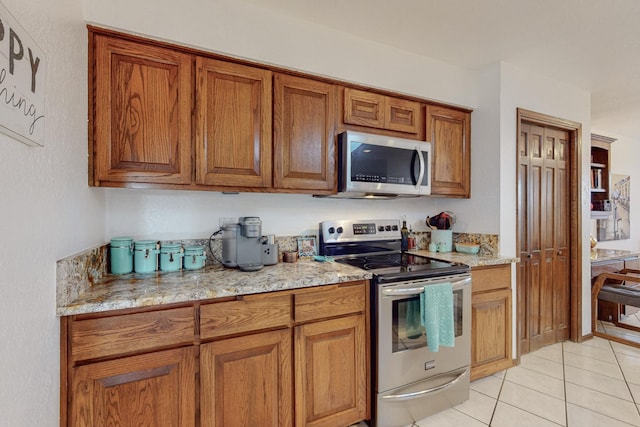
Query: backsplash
56,232,498,309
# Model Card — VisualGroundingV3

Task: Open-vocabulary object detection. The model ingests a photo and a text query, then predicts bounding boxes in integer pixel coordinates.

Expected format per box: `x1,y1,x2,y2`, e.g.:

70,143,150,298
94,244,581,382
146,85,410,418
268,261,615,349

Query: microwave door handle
415,147,425,190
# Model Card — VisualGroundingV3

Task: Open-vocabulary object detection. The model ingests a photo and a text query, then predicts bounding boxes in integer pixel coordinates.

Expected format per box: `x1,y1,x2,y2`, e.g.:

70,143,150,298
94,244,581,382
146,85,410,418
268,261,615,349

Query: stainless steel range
319,219,471,427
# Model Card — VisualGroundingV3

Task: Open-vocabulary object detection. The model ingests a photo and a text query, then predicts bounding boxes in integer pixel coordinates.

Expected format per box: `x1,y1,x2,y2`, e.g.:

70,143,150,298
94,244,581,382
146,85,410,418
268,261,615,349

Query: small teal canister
183,245,206,270
134,240,159,273
110,237,134,274
160,243,184,272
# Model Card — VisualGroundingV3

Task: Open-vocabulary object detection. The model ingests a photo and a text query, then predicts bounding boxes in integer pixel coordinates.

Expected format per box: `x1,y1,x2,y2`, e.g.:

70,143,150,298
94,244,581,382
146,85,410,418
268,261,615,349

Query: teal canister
160,243,184,272
183,245,206,270
134,240,159,273
110,237,134,274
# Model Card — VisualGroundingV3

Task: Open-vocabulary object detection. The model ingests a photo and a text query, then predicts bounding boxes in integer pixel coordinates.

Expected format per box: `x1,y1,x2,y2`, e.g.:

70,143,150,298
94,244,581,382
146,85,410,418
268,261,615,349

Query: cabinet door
386,97,421,135
195,58,272,188
343,88,385,129
93,35,193,185
426,105,471,197
70,347,196,427
274,74,336,193
201,329,292,427
295,315,367,427
471,289,512,381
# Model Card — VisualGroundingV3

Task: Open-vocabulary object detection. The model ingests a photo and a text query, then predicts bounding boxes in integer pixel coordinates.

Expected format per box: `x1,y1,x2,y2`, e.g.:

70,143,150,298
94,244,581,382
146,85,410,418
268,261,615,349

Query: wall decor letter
0,2,46,147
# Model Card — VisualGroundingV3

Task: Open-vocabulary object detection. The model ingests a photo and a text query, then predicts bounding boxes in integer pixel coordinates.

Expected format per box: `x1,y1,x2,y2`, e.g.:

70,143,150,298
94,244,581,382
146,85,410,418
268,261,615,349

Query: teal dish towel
420,282,455,352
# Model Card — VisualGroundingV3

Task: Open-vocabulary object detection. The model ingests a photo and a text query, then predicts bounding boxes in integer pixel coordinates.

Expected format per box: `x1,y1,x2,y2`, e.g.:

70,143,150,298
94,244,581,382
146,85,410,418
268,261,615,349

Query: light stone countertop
410,250,519,267
590,248,640,263
57,260,372,316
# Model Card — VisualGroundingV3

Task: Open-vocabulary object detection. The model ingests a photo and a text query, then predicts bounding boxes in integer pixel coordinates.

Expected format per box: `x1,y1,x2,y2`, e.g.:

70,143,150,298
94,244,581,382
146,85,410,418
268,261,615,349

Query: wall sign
0,1,46,147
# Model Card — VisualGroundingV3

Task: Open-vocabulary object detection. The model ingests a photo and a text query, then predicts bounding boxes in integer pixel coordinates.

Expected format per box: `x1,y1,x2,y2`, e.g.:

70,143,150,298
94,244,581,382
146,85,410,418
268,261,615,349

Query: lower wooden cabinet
295,314,367,427
70,347,196,427
201,329,292,427
470,265,513,381
62,281,369,427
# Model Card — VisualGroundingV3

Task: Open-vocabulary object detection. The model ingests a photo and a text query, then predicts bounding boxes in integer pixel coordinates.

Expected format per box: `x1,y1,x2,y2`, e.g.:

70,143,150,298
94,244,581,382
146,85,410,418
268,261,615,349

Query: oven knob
336,226,344,234
392,225,398,231
385,225,391,231
378,226,384,232
328,227,335,234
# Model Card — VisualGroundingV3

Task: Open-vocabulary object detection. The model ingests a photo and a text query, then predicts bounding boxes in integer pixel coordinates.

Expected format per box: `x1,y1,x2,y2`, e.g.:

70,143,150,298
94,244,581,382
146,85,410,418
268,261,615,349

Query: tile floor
406,330,640,426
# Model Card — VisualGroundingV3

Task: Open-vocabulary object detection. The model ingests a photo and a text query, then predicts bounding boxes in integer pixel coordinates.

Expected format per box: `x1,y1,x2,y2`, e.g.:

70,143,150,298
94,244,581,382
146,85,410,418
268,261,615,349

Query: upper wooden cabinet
273,74,336,193
195,58,273,188
427,105,471,197
91,34,193,185
344,88,422,135
89,28,471,197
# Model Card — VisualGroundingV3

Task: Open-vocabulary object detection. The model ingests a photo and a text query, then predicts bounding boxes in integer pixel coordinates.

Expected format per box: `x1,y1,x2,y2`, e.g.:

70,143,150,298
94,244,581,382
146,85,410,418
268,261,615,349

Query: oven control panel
319,219,401,243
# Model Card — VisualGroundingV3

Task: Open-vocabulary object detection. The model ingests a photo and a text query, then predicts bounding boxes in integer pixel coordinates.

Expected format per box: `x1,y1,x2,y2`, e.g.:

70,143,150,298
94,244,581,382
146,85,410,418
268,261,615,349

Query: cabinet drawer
200,293,292,340
70,307,195,362
294,282,366,323
471,264,511,293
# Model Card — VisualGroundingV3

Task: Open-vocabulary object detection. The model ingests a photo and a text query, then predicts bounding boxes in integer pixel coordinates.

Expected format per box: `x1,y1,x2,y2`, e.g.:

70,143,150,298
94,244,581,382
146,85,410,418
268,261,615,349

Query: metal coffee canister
183,245,206,270
110,236,134,274
134,240,159,273
160,243,184,272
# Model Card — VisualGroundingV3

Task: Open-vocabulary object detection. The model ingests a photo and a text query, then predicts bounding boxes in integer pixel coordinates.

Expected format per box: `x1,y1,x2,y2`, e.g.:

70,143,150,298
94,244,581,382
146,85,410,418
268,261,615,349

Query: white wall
0,0,104,425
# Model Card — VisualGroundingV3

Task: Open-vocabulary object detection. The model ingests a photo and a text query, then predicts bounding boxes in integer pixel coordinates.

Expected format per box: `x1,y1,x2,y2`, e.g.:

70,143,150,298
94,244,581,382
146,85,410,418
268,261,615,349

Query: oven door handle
381,368,469,402
381,277,471,296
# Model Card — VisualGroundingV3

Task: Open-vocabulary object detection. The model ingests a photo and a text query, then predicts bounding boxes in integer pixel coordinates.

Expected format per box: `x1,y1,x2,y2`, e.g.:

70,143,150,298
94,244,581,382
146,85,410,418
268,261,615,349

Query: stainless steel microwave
336,131,431,199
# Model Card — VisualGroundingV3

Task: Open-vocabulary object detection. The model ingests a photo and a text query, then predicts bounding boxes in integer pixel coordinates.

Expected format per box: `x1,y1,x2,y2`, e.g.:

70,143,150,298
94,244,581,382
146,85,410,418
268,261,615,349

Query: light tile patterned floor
407,333,640,426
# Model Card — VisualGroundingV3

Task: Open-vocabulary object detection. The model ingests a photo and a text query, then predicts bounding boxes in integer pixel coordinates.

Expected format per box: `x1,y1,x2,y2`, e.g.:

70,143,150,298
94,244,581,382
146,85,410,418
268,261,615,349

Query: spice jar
110,236,134,274
160,243,183,272
183,245,206,270
134,240,159,273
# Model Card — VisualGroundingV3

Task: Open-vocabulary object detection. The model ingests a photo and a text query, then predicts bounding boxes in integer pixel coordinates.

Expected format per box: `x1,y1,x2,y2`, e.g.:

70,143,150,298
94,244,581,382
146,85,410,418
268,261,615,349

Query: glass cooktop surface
335,252,465,276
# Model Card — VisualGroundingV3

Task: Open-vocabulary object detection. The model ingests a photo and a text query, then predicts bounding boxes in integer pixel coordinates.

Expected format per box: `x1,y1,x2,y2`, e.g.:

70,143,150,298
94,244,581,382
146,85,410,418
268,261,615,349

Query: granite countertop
590,248,640,263
57,244,518,317
411,250,519,267
57,260,372,317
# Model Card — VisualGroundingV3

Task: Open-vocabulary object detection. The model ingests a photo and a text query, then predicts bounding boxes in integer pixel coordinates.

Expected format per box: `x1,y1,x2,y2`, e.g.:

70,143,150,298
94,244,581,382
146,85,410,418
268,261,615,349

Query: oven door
376,274,471,393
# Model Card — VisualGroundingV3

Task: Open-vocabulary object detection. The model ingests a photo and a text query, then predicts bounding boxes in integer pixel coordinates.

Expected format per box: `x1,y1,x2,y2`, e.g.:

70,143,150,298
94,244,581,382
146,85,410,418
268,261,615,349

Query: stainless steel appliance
319,219,471,427
221,217,264,271
334,131,431,199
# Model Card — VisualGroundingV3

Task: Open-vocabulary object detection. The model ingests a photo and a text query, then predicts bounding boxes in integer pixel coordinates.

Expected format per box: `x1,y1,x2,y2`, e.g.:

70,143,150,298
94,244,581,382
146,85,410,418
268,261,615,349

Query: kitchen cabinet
195,58,273,188
201,330,292,427
70,347,197,427
91,33,193,186
61,281,369,427
470,264,513,381
426,105,471,197
293,284,368,426
273,74,336,193
89,27,472,198
590,134,616,219
64,307,197,427
343,87,422,135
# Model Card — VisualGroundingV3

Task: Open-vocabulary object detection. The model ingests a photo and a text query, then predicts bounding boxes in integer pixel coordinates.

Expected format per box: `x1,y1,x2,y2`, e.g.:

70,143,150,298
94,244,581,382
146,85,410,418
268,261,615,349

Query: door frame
516,108,584,353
